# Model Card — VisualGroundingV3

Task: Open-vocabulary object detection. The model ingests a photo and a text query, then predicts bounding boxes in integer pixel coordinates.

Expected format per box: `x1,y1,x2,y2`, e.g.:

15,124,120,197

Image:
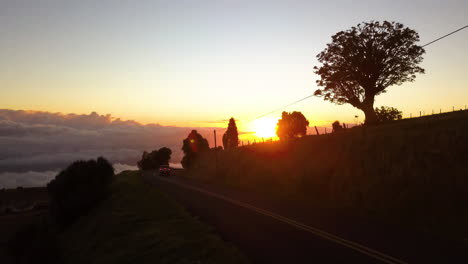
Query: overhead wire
246,24,468,122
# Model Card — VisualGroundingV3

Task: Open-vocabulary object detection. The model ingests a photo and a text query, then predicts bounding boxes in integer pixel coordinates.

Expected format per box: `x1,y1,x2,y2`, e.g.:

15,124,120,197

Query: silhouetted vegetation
4,159,249,263
375,106,403,123
314,21,425,125
137,147,172,170
181,130,210,169
276,111,309,140
332,121,344,132
185,111,468,240
47,157,114,226
222,117,239,149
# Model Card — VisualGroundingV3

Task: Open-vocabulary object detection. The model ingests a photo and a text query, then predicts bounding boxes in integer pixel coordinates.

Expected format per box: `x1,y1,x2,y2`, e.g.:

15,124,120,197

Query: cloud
113,163,138,174
0,163,140,189
0,109,218,176
0,170,58,189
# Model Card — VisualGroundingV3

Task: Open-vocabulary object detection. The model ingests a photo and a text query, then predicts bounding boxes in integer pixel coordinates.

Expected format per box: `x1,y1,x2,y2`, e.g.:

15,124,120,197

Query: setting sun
251,117,278,138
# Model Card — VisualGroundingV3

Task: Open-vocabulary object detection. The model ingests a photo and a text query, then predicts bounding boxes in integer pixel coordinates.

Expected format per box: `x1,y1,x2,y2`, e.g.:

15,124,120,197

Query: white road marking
154,176,408,264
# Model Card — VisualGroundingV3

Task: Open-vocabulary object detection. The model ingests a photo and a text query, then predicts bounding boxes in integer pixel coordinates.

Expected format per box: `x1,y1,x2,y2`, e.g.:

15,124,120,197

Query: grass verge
58,170,249,264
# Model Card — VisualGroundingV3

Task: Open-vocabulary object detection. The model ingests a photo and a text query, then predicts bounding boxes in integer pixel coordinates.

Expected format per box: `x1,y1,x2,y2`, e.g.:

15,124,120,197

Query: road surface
143,172,467,263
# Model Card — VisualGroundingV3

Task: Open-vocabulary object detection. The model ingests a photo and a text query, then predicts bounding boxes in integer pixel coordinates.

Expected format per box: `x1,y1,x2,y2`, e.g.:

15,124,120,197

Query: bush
137,147,172,171
375,106,403,123
47,157,114,226
332,121,343,132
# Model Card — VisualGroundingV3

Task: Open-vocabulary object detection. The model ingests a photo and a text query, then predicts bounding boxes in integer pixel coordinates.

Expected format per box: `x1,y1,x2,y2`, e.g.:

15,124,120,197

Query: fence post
420,111,421,117
314,126,320,135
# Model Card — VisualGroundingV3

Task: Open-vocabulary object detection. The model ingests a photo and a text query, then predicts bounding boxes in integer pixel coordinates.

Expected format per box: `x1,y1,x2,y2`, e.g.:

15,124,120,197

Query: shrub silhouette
332,121,343,132
375,106,403,123
137,147,172,170
181,130,209,169
276,111,309,140
47,157,114,226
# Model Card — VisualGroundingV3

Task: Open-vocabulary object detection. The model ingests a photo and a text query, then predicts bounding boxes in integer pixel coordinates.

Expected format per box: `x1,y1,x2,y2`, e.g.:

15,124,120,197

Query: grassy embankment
185,110,468,241
5,171,249,264
58,170,249,264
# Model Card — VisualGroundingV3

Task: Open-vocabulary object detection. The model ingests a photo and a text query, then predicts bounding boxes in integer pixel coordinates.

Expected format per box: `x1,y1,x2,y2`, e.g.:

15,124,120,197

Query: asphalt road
143,172,467,264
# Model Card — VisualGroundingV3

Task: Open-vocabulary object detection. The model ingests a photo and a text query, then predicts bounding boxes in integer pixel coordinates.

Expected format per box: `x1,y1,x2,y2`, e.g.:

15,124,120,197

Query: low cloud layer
0,109,219,187
0,170,58,189
0,163,139,189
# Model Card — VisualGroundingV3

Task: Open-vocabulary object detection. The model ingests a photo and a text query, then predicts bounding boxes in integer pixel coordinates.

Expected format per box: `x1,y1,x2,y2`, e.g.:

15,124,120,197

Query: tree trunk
362,104,377,126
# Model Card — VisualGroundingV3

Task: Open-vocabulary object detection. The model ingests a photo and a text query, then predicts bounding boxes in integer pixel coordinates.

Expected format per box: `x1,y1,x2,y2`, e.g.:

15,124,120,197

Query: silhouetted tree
158,147,172,165
332,121,343,132
375,106,403,123
137,147,173,170
222,118,239,149
313,21,425,125
47,157,114,226
181,130,209,169
276,111,309,140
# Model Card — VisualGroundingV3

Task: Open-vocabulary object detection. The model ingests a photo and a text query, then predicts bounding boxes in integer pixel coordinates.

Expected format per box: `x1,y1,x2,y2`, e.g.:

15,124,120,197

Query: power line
249,24,468,122
252,94,315,121
421,25,468,47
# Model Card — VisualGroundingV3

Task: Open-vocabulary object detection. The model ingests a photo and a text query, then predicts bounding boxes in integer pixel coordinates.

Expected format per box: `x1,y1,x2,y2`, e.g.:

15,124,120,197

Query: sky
1,0,468,130
1,0,467,187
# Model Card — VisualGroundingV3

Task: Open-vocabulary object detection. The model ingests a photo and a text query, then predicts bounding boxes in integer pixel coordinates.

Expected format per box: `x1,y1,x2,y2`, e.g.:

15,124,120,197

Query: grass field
185,110,468,241
58,170,249,264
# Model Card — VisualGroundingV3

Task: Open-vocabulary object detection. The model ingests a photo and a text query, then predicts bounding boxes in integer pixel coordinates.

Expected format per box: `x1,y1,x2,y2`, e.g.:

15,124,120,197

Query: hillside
4,171,249,264
185,110,468,241
57,170,249,264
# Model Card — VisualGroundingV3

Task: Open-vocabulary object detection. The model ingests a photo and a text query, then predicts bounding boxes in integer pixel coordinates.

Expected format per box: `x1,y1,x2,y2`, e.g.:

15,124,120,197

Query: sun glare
251,117,278,138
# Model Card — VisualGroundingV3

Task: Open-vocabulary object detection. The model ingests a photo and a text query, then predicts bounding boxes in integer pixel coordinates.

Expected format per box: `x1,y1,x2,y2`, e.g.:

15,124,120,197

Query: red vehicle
158,165,171,177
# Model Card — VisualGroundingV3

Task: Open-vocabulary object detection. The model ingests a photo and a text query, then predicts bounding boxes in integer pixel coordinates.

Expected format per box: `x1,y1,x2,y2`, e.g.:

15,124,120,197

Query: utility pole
214,130,217,148
214,130,217,178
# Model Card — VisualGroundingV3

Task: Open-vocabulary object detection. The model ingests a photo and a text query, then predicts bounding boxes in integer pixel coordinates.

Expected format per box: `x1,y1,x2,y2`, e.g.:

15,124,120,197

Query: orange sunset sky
2,0,467,139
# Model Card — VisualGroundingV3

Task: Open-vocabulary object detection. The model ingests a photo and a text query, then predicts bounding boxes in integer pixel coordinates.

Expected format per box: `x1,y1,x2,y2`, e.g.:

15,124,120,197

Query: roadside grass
59,170,249,264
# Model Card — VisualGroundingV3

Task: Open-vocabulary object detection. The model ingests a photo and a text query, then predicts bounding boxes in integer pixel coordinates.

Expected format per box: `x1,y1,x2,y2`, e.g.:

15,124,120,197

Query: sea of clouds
0,109,216,188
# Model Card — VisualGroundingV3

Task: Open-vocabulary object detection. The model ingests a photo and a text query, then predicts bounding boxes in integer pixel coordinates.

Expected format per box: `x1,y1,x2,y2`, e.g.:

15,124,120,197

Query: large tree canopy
222,117,239,149
314,21,425,125
276,111,309,140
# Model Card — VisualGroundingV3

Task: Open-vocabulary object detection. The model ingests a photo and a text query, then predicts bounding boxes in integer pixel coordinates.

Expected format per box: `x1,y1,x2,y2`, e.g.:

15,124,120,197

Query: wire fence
402,105,467,119
236,104,468,147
